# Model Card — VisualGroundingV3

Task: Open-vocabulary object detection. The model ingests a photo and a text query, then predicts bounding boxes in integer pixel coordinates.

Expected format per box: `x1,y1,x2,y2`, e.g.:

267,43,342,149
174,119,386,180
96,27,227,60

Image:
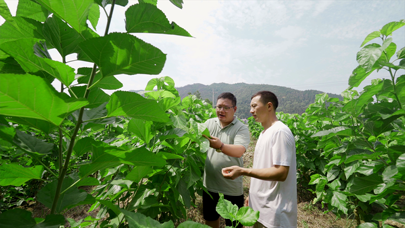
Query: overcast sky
1,0,405,95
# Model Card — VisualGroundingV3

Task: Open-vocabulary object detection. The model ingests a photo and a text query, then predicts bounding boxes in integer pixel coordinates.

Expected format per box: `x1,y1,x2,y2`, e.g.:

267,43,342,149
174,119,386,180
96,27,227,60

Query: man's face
216,98,236,124
250,95,268,123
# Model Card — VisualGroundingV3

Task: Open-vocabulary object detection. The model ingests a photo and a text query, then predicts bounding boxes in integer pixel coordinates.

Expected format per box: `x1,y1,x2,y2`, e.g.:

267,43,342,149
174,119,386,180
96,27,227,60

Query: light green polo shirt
203,117,250,196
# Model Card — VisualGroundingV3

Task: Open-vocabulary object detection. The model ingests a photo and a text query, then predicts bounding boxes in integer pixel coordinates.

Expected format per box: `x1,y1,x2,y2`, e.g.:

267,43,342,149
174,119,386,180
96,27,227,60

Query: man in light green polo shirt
202,92,250,228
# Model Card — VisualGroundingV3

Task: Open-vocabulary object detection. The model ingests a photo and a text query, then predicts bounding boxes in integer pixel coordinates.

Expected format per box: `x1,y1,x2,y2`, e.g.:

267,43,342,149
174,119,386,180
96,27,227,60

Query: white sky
1,0,405,95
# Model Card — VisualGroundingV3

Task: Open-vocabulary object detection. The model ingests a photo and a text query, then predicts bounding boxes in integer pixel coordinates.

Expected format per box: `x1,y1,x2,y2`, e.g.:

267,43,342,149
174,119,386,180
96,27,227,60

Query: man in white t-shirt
222,91,297,228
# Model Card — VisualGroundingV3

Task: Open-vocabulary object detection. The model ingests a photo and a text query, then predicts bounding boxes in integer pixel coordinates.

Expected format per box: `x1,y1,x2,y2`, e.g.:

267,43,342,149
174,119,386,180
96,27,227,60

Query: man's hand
244,196,249,206
203,135,222,149
222,166,244,180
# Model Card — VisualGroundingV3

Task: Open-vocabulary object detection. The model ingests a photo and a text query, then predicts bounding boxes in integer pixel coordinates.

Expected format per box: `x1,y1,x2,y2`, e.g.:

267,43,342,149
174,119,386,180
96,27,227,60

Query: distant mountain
175,83,342,119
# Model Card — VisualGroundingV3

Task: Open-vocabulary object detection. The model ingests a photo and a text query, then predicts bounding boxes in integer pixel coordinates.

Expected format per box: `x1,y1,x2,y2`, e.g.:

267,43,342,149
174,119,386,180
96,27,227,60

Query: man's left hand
203,135,222,149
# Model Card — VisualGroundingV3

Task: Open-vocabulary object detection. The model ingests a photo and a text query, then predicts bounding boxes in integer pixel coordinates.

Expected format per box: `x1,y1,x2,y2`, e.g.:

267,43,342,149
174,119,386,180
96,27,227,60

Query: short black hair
217,92,237,107
251,91,278,110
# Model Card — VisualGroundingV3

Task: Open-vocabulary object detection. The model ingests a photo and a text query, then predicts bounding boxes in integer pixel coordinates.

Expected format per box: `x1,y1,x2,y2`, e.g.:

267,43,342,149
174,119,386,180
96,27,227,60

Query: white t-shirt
249,121,297,228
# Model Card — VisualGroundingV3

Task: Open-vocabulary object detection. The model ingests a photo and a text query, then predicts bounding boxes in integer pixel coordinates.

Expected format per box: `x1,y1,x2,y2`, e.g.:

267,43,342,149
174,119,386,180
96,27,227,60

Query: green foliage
249,20,405,227
216,193,260,227
0,0,216,227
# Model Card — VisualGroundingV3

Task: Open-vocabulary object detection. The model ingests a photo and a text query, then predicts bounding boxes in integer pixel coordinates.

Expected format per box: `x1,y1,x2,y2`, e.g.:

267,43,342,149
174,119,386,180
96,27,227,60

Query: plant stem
389,68,402,108
50,0,117,214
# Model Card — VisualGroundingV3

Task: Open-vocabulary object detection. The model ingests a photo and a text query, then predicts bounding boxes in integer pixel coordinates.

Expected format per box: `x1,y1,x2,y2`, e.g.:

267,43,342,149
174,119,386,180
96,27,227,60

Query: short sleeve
272,129,295,166
234,124,250,151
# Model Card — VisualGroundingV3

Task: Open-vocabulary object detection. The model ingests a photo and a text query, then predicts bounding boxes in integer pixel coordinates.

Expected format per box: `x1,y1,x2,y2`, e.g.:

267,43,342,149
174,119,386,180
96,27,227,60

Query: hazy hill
175,83,342,119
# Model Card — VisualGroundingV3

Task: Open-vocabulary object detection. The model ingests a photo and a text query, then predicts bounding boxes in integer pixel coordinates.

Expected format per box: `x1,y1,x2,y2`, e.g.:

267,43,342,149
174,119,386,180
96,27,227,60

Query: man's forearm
240,166,289,181
221,144,245,158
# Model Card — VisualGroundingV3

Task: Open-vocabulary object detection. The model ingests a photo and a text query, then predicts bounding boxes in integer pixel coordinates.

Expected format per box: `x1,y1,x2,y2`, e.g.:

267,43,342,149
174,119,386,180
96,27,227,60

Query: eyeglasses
215,106,234,111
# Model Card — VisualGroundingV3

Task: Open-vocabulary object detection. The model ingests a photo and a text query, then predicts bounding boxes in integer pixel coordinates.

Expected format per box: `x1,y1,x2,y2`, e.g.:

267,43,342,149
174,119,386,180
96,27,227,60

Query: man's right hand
245,196,249,206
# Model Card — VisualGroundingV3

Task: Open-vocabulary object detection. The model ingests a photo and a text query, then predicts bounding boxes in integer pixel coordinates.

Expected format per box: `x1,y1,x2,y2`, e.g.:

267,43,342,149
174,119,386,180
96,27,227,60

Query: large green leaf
0,163,44,186
35,0,94,33
0,124,15,143
0,0,12,21
88,3,100,30
360,31,381,47
37,177,87,213
311,126,352,137
0,39,76,86
119,208,174,228
348,65,375,88
236,207,260,226
216,193,237,220
0,17,44,45
331,191,348,214
348,173,383,195
125,3,191,37
0,208,36,228
16,0,50,22
0,74,88,126
107,91,170,122
15,130,54,155
177,178,191,208
43,16,84,58
125,166,153,182
33,214,65,228
128,118,153,143
344,81,385,116
380,20,405,36
79,141,166,178
357,43,384,72
78,33,166,77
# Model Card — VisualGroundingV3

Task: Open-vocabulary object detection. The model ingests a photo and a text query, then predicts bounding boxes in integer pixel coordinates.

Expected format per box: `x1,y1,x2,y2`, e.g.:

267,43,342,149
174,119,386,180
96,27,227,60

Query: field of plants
0,0,404,227
248,20,405,228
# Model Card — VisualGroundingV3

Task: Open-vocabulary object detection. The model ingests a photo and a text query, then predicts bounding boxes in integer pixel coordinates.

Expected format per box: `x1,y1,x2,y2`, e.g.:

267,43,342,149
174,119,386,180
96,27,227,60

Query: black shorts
203,190,244,228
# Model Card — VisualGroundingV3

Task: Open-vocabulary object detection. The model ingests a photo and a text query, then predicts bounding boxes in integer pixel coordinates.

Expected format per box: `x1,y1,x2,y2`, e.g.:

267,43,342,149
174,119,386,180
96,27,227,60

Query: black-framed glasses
215,106,234,111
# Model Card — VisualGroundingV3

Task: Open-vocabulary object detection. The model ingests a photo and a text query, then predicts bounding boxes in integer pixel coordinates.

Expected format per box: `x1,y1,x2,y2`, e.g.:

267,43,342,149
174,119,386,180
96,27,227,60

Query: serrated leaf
357,43,383,72
0,208,36,228
36,0,94,33
216,193,238,220
125,166,153,182
0,39,76,86
126,3,191,37
0,17,44,46
78,33,166,77
348,65,375,87
360,31,381,47
311,126,351,137
0,74,88,126
0,164,44,186
107,91,169,122
0,0,12,21
380,20,405,36
128,118,153,143
331,191,348,214
16,0,50,22
37,177,87,213
88,4,100,30
236,206,260,226
43,16,84,58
